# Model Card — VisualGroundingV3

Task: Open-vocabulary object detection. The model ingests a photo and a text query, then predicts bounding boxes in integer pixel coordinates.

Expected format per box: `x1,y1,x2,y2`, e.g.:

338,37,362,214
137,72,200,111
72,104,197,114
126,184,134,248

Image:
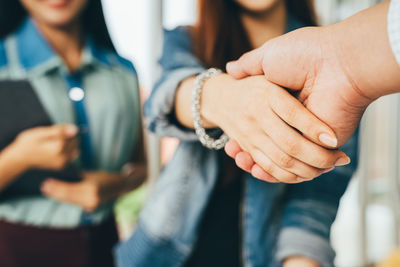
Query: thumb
226,45,265,79
37,124,78,140
228,29,312,91
257,29,316,90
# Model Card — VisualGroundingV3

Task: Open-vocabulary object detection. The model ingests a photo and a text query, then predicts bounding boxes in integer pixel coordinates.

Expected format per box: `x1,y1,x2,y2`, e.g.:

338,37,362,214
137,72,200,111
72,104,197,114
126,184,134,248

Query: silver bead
192,68,229,150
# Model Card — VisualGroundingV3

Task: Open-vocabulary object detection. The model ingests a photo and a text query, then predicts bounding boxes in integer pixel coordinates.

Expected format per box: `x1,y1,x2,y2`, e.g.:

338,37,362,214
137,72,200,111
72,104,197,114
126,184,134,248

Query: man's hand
225,1,400,181
227,25,368,147
226,26,365,180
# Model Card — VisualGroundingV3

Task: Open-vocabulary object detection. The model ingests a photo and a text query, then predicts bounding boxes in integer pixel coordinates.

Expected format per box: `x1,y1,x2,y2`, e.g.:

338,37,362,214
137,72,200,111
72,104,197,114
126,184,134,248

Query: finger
226,46,265,79
225,139,243,158
41,178,83,203
235,151,255,173
270,84,338,148
250,148,299,183
35,124,78,140
58,124,79,139
251,164,280,183
262,113,349,169
62,138,79,160
254,134,326,180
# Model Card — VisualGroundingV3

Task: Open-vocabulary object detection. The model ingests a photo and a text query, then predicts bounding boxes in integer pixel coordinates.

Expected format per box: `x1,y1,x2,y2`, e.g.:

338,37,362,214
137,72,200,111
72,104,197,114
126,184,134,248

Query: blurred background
101,0,399,266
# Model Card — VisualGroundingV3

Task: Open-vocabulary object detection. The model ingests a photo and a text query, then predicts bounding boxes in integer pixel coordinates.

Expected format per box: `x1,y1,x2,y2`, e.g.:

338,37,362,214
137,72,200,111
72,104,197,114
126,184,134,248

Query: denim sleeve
143,27,206,140
276,130,359,267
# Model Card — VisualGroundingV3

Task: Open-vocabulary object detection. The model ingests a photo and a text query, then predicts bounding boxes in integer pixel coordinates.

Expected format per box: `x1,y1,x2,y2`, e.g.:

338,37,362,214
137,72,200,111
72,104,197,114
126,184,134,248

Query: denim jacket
115,15,359,267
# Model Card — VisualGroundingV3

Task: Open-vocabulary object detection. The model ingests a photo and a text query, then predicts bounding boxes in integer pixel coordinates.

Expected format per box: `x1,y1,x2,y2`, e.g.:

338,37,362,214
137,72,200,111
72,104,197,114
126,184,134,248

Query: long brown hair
192,0,316,70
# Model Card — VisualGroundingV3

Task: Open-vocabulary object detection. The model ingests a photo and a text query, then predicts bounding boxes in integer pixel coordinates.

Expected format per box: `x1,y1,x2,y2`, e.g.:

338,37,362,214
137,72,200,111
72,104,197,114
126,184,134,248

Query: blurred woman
0,0,146,266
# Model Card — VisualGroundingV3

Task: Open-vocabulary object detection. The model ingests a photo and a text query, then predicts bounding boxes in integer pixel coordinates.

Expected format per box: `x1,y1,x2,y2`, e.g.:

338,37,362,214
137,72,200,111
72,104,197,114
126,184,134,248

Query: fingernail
335,156,351,166
323,167,335,174
65,125,78,136
319,133,338,148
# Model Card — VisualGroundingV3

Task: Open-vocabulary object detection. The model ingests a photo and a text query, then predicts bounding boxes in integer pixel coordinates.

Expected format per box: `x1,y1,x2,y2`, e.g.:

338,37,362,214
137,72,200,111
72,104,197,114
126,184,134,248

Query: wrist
201,73,233,129
328,1,400,102
0,142,29,178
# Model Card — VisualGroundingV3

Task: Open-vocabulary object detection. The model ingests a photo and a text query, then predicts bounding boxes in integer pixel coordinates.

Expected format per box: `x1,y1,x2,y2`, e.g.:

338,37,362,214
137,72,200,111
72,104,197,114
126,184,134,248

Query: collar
14,18,112,73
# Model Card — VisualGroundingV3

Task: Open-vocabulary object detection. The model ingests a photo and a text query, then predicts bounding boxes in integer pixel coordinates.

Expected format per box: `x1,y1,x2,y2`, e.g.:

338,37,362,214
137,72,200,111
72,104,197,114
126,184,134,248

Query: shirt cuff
388,0,400,65
144,67,204,141
276,227,335,267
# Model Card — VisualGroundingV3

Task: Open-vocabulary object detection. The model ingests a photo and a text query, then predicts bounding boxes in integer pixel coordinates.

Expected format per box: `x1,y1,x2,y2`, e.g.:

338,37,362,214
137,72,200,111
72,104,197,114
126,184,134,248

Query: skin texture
0,0,147,211
225,1,400,180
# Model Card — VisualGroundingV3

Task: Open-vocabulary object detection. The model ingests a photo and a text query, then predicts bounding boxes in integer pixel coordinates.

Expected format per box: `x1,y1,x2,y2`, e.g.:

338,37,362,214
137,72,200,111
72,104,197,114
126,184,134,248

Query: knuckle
283,104,298,122
277,154,295,169
284,138,301,156
256,157,273,175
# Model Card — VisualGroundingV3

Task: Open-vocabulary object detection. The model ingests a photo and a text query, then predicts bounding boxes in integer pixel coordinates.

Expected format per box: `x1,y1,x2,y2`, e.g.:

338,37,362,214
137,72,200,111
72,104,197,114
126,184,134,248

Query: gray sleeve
388,0,400,65
276,227,335,267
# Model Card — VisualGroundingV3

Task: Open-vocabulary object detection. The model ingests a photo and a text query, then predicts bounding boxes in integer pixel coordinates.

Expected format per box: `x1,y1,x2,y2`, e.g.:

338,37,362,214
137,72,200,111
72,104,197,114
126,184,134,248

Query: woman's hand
200,74,349,183
10,124,79,171
41,164,147,212
283,256,320,267
0,124,79,190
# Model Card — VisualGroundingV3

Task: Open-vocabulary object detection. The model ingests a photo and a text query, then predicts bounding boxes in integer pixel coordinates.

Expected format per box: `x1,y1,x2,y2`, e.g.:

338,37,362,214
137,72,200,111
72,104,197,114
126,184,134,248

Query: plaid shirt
389,0,400,65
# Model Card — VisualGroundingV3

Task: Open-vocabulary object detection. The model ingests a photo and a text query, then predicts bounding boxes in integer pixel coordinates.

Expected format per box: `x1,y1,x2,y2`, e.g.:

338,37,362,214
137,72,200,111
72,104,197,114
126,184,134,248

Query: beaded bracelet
192,68,229,150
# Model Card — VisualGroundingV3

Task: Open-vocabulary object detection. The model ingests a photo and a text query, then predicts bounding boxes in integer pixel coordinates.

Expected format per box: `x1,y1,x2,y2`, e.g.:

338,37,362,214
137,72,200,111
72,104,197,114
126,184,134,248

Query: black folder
0,80,81,199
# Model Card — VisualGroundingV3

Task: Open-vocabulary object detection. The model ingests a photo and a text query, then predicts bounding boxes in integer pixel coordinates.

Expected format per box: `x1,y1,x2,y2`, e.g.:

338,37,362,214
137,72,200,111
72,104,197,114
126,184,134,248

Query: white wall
102,0,196,90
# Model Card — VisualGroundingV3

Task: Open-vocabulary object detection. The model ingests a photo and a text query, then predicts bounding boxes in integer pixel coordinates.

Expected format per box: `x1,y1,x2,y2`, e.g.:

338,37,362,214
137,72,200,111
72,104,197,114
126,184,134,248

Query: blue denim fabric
0,41,7,68
116,15,359,267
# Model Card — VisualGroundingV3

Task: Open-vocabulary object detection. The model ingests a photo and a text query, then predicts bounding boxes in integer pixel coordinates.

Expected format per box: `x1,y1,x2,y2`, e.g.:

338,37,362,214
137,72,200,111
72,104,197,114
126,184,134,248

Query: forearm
0,144,27,190
330,0,400,101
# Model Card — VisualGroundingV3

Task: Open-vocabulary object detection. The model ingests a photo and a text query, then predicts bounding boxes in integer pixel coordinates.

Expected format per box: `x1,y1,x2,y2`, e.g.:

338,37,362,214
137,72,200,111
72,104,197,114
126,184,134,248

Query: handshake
213,2,400,183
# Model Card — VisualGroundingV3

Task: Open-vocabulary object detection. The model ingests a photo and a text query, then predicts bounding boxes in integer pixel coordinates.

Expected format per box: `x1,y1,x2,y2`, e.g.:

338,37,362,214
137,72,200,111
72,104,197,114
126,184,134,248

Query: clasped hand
201,73,350,184
222,26,370,182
